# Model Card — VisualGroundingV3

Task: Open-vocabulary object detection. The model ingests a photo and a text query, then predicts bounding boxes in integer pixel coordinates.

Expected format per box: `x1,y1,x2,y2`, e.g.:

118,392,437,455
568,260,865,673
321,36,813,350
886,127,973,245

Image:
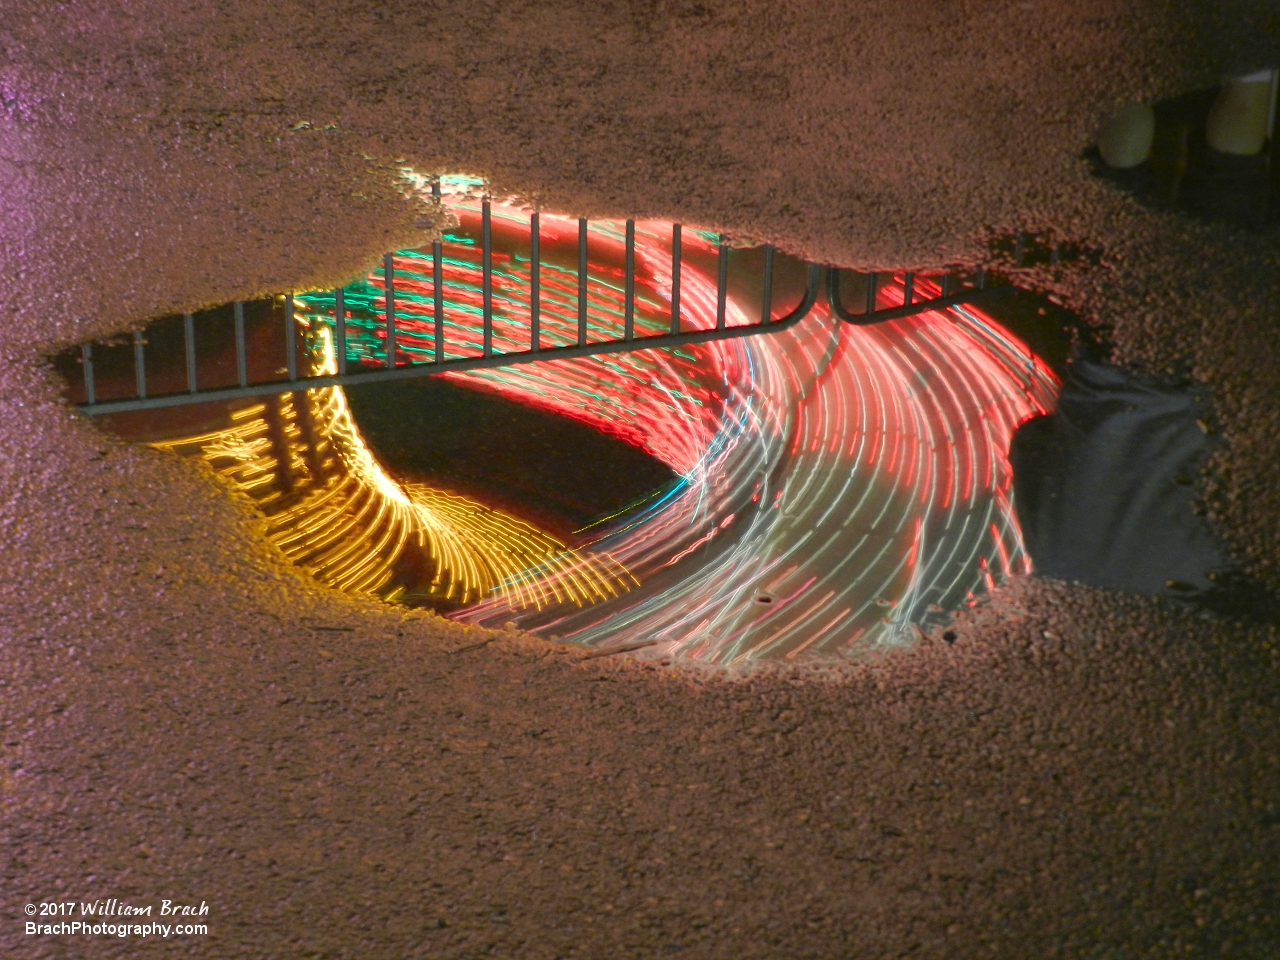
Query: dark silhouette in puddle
344,377,678,542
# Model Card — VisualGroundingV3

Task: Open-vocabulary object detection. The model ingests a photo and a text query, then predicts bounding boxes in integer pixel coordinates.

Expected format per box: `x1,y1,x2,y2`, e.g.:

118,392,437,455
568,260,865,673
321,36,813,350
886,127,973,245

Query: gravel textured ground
2,1,1279,957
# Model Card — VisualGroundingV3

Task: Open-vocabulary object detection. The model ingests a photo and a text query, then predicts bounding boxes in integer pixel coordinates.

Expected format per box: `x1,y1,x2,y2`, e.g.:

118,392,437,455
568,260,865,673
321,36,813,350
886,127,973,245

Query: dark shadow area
976,285,1090,380
1011,357,1280,626
345,377,679,542
974,233,1280,625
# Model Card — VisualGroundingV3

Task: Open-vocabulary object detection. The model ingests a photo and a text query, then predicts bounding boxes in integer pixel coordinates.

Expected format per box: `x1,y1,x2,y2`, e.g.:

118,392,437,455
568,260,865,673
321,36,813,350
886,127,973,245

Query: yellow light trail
151,325,635,609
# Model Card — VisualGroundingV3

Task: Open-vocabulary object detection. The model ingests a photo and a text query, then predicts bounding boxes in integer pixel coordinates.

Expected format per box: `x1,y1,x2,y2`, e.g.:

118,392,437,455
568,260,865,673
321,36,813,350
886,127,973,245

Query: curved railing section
67,177,1020,417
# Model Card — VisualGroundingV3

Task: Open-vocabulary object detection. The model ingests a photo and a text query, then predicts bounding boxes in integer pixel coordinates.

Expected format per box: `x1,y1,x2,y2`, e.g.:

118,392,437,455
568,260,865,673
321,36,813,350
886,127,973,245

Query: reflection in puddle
66,174,1062,662
150,329,634,610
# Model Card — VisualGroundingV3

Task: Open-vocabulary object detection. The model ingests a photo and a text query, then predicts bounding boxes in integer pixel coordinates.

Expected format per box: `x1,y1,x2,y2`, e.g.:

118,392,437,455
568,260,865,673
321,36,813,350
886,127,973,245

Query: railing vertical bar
761,244,775,324
433,237,444,364
716,234,728,330
670,224,682,335
975,266,986,290
902,271,915,307
433,177,444,364
234,301,248,387
530,212,541,353
482,198,493,358
133,329,147,399
184,312,197,393
334,289,347,376
383,253,396,369
284,294,297,382
81,343,95,406
865,272,879,315
624,219,635,342
940,274,952,298
1014,232,1026,267
577,218,588,347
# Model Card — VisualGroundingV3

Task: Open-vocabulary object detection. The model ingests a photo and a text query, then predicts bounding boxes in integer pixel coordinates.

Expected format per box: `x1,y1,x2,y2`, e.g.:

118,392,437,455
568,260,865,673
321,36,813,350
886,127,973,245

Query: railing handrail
70,184,1029,417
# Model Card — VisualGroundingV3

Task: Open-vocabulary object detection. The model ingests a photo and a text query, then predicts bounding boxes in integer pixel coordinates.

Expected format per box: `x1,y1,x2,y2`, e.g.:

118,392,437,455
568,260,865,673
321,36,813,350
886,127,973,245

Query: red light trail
294,176,1059,663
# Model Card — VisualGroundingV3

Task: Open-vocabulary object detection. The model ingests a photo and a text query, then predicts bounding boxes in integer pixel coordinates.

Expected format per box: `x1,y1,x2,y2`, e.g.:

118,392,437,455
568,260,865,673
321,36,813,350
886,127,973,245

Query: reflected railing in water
59,175,1062,662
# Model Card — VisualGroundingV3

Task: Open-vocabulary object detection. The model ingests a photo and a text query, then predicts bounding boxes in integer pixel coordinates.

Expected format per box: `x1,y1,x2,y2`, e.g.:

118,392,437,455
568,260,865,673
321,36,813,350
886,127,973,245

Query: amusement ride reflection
161,175,1058,663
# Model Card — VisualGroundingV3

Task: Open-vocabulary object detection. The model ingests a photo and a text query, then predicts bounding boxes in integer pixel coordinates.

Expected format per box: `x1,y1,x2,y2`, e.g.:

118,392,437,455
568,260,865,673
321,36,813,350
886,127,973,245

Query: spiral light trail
286,174,1059,663
151,324,634,609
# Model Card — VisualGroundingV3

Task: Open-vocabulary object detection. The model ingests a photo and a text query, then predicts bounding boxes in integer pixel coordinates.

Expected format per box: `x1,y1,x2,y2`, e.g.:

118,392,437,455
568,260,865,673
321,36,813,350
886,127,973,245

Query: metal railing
71,194,1027,417
827,265,1008,324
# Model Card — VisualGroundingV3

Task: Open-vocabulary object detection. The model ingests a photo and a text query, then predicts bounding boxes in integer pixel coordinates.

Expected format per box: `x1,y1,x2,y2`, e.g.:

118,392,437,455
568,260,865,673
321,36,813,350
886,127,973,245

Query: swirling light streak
120,167,1058,662
152,323,633,608
342,184,1056,662
163,170,1058,662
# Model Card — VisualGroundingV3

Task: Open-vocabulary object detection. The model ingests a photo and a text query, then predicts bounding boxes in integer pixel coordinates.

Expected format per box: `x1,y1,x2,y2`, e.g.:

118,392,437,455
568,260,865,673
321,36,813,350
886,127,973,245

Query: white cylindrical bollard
1206,68,1277,156
1097,103,1156,169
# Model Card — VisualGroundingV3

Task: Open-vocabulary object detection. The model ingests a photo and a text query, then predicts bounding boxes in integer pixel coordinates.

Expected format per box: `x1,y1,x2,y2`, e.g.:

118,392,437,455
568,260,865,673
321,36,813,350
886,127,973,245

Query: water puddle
58,175,1078,662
